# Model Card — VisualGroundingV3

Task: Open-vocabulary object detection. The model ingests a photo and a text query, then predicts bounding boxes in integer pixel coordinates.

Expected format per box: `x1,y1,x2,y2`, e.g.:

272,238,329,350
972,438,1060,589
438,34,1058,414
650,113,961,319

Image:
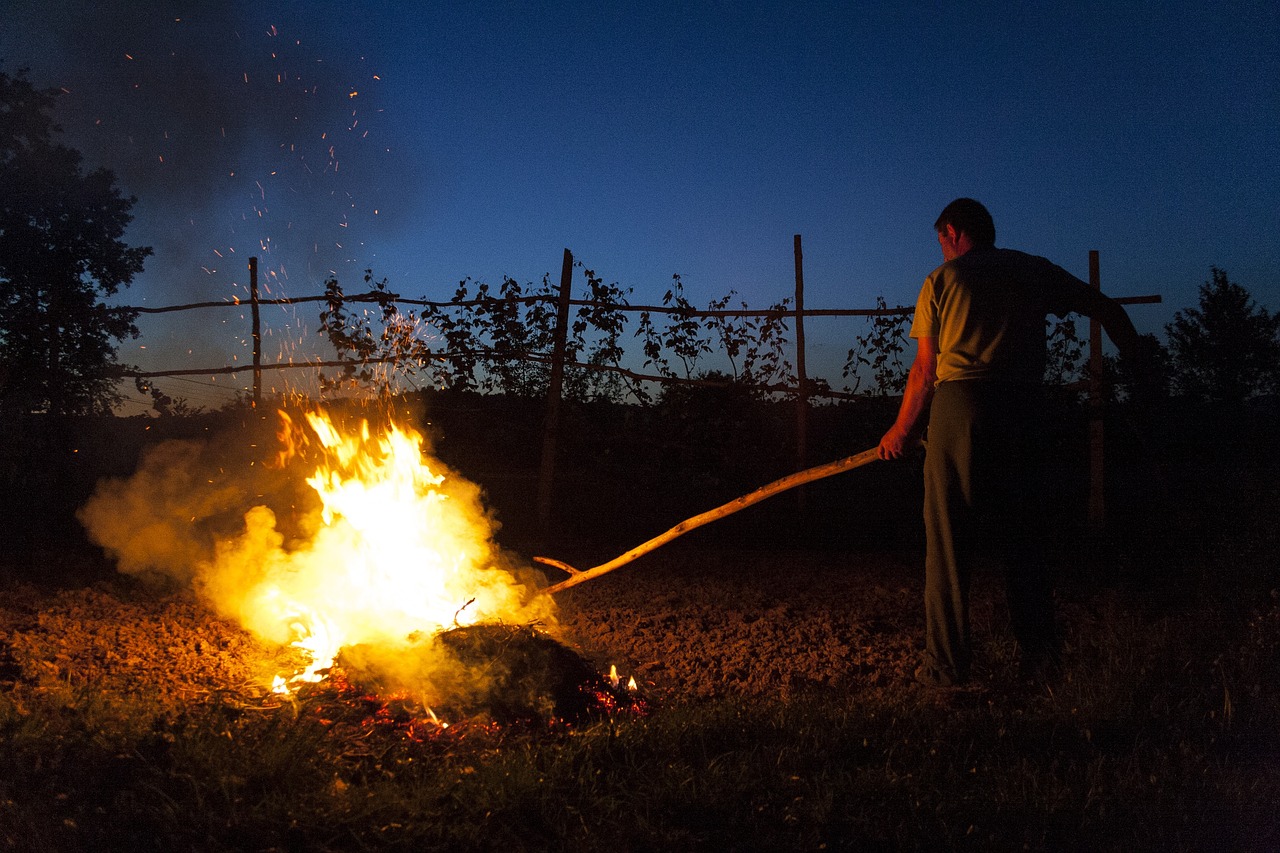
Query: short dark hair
934,198,996,247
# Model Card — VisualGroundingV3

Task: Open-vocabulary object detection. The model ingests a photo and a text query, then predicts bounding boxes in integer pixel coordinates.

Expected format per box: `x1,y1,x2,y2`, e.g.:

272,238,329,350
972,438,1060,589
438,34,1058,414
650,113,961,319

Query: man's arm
1075,288,1170,394
1073,286,1141,356
878,336,938,460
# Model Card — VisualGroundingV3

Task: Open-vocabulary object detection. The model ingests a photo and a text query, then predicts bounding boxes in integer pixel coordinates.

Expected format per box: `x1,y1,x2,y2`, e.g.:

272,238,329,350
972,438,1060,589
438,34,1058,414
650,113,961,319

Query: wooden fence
122,239,1161,530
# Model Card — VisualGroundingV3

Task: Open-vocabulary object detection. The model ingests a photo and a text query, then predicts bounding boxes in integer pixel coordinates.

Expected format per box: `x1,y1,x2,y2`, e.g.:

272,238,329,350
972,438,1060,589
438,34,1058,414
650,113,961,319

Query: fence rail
117,241,1161,531
131,295,916,317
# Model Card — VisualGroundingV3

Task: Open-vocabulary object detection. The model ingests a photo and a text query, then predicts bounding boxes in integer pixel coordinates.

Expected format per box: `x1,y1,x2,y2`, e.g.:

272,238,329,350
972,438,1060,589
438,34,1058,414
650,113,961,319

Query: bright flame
200,408,551,693
609,665,637,692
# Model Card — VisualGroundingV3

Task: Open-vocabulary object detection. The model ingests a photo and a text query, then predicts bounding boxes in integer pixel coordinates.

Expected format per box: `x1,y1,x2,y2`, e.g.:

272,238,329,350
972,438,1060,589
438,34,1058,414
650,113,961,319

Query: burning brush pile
73,406,642,730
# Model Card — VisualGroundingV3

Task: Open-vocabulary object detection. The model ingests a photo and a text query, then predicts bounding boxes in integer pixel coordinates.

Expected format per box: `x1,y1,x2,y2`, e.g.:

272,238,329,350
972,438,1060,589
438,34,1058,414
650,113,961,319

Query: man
879,198,1141,687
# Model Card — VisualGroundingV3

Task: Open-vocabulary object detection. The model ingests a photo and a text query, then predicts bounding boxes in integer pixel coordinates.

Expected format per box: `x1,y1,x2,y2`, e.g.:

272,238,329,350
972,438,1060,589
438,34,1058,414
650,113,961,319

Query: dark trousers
922,381,1057,679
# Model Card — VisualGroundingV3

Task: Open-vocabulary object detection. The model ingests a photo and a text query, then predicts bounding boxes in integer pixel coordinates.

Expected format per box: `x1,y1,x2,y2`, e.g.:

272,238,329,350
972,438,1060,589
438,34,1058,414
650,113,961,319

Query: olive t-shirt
910,247,1096,386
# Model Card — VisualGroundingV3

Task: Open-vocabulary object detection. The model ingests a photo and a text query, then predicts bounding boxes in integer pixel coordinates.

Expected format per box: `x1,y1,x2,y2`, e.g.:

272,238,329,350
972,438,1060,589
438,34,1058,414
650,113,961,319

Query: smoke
76,440,237,584
76,408,557,702
3,1,409,376
76,415,313,584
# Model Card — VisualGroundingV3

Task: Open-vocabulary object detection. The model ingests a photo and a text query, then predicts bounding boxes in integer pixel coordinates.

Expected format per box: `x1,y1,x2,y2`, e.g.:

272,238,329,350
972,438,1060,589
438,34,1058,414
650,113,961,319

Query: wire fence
116,242,1161,529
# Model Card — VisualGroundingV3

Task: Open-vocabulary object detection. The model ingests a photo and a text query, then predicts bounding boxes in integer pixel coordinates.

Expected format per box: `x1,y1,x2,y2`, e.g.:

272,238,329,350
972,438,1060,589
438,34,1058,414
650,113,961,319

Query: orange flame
202,408,552,693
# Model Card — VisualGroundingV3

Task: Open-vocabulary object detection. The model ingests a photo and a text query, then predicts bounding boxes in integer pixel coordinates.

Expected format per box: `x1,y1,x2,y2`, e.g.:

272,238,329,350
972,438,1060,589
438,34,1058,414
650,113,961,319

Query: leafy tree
636,275,713,381
564,267,638,404
0,70,151,415
1043,316,1086,387
317,270,416,399
1100,333,1171,409
842,298,911,396
423,280,482,391
1165,268,1280,404
470,275,556,398
703,291,793,391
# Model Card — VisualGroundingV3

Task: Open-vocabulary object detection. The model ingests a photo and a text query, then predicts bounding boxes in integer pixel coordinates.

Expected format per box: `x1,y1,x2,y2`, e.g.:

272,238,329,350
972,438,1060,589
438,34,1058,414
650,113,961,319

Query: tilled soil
552,544,928,700
0,581,289,711
0,542,966,714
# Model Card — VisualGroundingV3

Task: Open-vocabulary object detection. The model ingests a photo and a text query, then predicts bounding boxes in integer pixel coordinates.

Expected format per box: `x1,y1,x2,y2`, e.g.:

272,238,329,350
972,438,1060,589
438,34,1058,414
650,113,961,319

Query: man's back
913,247,1092,385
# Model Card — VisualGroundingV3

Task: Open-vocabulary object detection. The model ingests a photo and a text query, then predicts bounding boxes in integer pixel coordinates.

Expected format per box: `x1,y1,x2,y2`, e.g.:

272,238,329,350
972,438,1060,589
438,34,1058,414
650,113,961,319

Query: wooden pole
793,235,809,510
249,256,261,407
537,249,575,534
1087,250,1105,530
536,447,879,594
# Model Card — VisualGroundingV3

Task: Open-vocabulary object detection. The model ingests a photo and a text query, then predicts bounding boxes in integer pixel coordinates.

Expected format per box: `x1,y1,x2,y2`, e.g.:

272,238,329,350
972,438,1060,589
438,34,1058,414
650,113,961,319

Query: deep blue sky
3,1,1277,412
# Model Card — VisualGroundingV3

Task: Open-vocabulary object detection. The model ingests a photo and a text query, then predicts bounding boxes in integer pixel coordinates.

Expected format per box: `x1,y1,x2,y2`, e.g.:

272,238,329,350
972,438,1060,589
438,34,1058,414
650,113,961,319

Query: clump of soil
337,623,641,725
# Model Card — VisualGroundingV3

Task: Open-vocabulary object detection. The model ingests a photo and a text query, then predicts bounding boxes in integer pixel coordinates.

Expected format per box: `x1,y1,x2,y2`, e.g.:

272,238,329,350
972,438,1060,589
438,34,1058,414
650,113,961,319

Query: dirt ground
0,541,946,716
551,543,927,700
0,580,286,711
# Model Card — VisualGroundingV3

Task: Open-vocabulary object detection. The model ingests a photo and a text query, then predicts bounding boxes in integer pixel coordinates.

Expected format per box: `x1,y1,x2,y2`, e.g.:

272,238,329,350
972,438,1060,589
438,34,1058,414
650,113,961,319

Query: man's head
934,198,995,260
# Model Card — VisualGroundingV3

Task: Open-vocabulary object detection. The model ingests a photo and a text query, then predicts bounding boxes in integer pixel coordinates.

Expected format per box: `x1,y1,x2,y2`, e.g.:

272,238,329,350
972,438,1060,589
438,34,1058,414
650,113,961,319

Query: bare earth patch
0,543,939,713
552,544,926,701
0,582,292,712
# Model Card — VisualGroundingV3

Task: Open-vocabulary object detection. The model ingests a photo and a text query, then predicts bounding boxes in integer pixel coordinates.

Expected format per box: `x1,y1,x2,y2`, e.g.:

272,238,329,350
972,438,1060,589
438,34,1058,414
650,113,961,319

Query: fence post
250,256,262,407
793,235,809,510
1087,250,1105,530
537,249,574,535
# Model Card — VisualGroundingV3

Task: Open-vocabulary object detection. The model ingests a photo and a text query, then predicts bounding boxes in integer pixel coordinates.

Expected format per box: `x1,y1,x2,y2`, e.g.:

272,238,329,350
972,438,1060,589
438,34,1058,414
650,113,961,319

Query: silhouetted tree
0,70,151,415
1103,333,1171,407
1165,268,1280,404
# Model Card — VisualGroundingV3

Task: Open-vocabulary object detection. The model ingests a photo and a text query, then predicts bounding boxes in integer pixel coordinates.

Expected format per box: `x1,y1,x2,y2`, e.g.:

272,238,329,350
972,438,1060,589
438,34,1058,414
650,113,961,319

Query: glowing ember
200,408,552,693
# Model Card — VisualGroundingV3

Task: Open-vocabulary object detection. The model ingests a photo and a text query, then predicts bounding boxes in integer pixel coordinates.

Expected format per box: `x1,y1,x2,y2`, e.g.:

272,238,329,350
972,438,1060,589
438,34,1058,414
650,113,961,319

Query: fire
200,407,552,693
608,664,639,693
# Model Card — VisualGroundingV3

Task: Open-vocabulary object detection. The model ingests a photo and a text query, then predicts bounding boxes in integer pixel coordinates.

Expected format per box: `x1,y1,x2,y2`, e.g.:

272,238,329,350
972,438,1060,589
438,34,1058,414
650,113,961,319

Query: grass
1,585,1277,852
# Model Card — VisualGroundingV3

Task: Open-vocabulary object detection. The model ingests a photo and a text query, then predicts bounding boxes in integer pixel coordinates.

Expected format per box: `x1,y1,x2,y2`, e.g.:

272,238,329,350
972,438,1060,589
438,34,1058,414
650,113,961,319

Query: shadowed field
1,397,1276,849
1,524,1277,851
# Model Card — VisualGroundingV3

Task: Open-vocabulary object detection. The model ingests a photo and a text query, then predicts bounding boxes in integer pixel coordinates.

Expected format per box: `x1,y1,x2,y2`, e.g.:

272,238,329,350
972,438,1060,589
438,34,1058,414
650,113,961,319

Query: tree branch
535,447,880,594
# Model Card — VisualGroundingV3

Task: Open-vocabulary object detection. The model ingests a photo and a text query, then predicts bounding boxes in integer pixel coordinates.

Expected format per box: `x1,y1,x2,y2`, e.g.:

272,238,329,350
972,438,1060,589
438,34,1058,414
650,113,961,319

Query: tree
842,298,911,396
1165,268,1280,405
0,70,151,416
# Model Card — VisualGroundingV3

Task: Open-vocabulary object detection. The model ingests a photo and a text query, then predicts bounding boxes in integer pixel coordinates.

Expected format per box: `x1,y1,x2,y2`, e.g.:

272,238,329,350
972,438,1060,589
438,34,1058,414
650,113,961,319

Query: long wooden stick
535,447,880,594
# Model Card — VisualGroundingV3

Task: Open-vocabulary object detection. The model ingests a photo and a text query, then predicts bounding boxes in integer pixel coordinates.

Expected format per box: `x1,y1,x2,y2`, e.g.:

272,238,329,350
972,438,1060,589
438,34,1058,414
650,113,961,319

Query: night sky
3,1,1277,413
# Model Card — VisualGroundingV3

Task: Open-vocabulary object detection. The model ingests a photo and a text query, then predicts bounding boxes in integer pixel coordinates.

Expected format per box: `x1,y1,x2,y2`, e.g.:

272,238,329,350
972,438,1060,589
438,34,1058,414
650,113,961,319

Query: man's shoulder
950,247,1078,283
928,248,1075,293
963,246,1049,267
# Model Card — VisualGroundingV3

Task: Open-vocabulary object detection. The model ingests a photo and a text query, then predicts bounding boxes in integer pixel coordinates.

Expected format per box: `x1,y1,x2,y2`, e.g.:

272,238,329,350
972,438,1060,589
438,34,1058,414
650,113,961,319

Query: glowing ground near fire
78,408,555,705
